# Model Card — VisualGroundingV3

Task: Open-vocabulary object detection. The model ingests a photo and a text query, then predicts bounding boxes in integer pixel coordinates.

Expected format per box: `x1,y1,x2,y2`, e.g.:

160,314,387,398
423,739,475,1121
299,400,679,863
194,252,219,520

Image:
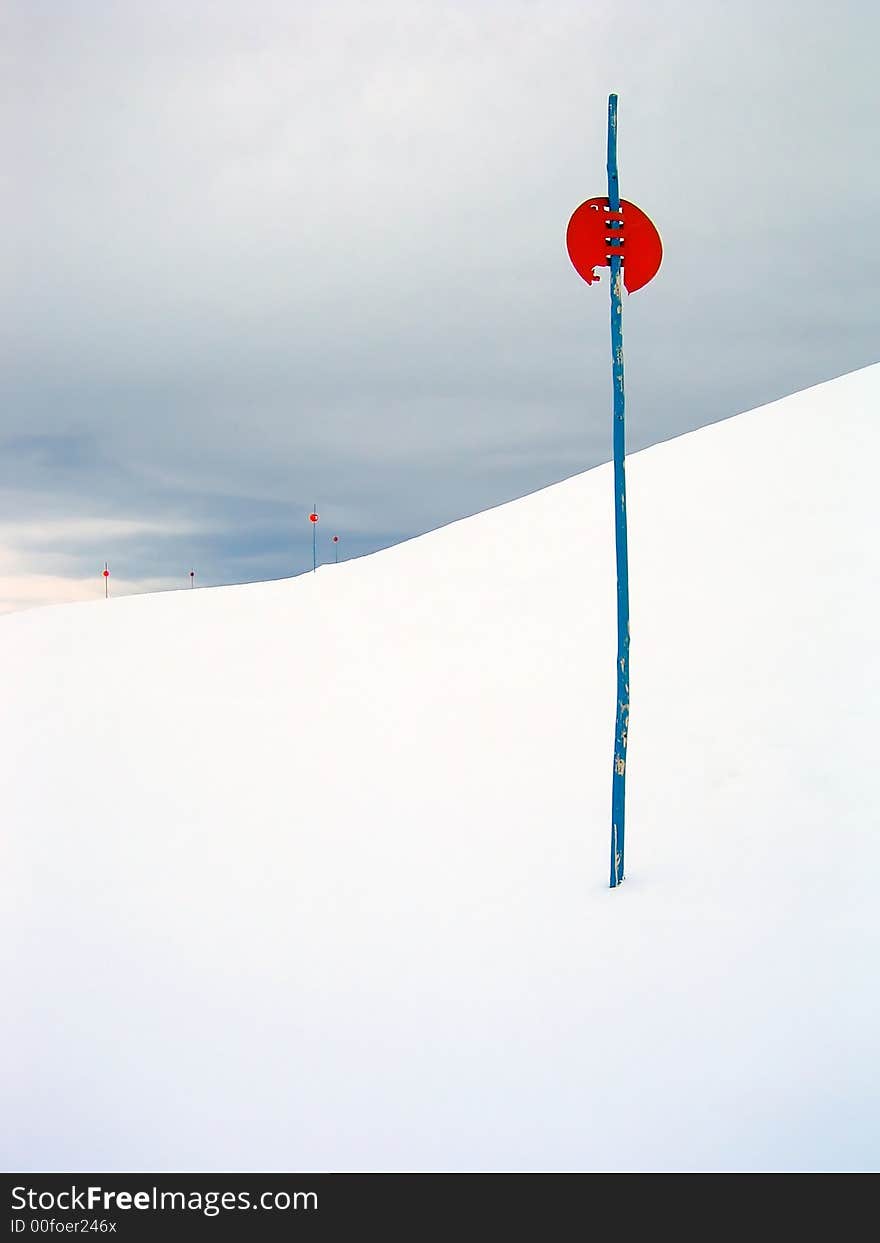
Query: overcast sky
2,0,878,612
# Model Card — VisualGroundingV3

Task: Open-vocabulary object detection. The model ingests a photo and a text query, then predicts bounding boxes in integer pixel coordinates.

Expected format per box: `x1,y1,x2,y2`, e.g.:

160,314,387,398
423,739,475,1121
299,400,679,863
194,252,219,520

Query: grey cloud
2,0,878,604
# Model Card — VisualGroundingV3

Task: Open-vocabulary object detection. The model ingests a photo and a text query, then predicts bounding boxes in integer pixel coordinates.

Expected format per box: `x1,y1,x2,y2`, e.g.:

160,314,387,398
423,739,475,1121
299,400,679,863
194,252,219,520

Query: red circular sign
332,535,339,543
103,569,109,577
309,512,319,523
566,197,662,293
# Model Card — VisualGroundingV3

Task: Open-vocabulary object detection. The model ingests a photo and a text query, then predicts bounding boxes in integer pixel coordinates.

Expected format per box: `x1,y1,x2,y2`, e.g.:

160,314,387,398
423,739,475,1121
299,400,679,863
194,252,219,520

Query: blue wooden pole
607,93,630,888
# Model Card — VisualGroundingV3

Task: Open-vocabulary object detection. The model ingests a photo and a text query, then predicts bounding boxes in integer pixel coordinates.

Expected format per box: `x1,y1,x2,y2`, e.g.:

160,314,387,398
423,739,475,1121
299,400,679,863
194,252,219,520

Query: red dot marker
566,197,662,293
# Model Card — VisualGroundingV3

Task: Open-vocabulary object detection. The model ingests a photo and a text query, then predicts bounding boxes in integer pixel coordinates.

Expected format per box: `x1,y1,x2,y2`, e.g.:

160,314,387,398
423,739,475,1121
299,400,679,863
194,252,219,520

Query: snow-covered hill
2,365,878,1172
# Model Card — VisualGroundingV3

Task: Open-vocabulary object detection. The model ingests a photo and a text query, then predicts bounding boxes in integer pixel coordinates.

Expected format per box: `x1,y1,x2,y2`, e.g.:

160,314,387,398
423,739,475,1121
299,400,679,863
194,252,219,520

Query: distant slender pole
332,535,339,563
190,569,195,588
607,93,630,888
312,503,317,572
103,562,109,599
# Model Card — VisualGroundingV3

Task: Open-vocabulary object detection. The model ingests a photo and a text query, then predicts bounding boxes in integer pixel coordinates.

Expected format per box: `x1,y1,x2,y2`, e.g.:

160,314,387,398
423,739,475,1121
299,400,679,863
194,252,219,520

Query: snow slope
2,365,878,1172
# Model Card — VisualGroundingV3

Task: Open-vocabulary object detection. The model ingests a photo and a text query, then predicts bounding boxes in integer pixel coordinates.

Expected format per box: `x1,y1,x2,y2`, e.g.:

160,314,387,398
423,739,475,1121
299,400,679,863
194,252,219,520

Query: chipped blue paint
607,93,629,888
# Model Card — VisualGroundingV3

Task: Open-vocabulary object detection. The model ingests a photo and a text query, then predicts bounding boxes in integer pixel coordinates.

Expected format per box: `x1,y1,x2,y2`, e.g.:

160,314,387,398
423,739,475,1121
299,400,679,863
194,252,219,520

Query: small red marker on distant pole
332,534,339,564
309,506,319,572
190,569,195,588
103,562,110,599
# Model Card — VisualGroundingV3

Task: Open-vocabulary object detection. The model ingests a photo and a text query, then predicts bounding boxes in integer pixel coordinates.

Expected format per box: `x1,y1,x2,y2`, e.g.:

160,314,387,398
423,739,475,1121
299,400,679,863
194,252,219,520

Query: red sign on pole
566,197,662,293
309,508,319,572
565,97,663,888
